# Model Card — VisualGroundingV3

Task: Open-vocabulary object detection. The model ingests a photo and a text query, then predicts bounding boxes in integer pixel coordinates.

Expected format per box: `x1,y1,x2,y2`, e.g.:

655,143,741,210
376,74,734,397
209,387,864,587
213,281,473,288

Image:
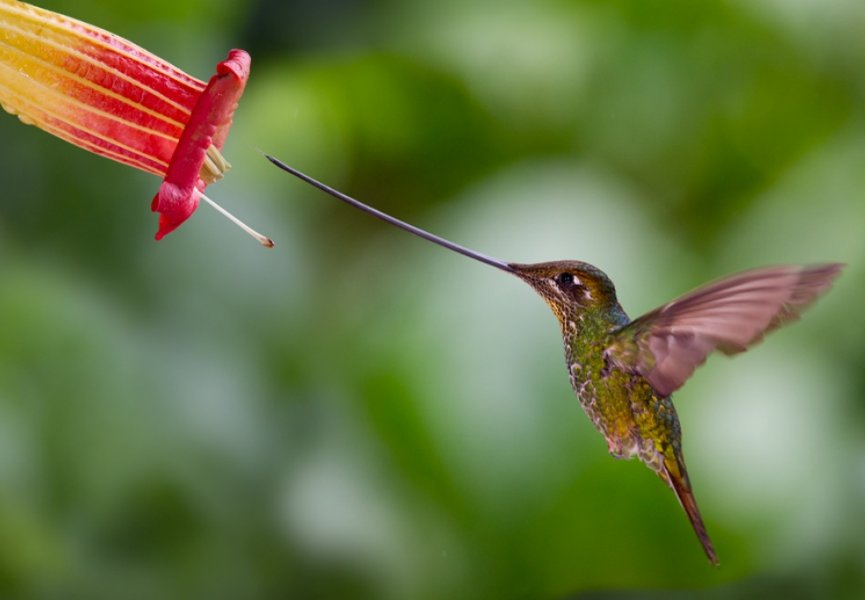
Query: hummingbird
266,154,843,565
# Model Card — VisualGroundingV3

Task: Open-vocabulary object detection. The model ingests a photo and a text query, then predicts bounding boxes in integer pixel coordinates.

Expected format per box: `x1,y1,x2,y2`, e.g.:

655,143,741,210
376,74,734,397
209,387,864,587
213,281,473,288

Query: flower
0,0,270,245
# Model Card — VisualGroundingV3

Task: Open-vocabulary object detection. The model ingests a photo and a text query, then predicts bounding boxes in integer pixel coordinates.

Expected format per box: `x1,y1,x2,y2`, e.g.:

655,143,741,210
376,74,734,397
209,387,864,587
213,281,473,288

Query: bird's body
514,262,717,563
561,299,675,468
510,260,843,563
266,154,843,565
513,261,714,560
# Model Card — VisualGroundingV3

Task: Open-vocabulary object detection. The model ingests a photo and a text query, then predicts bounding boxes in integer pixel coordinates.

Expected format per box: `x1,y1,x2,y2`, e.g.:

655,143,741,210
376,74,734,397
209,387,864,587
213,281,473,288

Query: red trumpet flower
0,0,272,245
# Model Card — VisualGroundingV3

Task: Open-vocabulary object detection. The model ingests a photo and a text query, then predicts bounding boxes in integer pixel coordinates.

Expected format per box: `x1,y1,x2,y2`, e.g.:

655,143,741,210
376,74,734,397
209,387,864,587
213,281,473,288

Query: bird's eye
557,272,574,286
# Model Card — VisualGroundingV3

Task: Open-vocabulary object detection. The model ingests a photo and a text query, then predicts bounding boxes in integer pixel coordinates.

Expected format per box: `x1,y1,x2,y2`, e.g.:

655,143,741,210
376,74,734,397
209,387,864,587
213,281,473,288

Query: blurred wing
610,264,843,397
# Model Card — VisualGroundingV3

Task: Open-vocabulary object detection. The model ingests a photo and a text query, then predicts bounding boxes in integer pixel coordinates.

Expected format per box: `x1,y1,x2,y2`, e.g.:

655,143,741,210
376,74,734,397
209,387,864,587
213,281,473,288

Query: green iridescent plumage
509,261,843,564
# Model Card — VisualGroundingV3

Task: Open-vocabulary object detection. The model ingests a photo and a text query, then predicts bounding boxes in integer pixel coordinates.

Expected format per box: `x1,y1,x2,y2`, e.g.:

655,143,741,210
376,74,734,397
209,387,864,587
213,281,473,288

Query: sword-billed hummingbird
267,155,842,565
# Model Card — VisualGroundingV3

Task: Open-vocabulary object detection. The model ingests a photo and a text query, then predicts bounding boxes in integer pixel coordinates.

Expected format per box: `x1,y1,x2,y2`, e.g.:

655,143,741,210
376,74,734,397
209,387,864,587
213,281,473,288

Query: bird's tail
663,455,719,566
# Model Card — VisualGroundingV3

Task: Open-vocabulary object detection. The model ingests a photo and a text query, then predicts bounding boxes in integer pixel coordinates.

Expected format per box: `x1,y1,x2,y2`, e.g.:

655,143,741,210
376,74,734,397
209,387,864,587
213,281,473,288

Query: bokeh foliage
0,0,864,598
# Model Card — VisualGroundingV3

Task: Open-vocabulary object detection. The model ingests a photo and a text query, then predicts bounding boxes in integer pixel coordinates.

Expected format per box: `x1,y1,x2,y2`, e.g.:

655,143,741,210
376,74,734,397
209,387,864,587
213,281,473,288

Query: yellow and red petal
0,0,250,239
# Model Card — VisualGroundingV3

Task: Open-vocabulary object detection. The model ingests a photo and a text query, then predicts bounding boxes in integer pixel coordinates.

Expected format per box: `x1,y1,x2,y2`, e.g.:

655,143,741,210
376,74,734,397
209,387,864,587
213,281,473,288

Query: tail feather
663,459,719,565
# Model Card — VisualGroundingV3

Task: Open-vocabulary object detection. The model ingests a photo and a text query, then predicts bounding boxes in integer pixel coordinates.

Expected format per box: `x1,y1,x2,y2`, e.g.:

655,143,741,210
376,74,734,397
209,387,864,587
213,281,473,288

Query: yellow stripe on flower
0,0,204,175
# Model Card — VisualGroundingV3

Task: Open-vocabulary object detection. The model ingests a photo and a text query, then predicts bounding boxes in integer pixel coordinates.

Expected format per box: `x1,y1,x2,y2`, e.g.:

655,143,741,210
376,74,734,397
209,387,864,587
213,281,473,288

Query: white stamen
200,192,274,248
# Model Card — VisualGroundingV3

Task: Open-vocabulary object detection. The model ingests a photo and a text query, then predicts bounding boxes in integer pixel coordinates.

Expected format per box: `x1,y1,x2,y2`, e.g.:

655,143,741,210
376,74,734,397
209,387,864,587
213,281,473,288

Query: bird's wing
608,264,843,397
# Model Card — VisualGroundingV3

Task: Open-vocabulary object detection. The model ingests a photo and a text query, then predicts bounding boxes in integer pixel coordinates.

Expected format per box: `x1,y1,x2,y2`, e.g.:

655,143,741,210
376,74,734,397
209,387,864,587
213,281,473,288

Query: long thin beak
266,154,515,274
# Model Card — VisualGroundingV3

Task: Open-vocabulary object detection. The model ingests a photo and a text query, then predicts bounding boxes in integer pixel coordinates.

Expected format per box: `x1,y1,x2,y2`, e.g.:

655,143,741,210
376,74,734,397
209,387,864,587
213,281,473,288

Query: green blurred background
1,0,864,598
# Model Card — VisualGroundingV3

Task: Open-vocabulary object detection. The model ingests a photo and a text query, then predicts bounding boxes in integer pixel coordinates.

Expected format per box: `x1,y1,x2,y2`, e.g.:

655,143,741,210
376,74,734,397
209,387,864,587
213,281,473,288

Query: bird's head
509,261,619,323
